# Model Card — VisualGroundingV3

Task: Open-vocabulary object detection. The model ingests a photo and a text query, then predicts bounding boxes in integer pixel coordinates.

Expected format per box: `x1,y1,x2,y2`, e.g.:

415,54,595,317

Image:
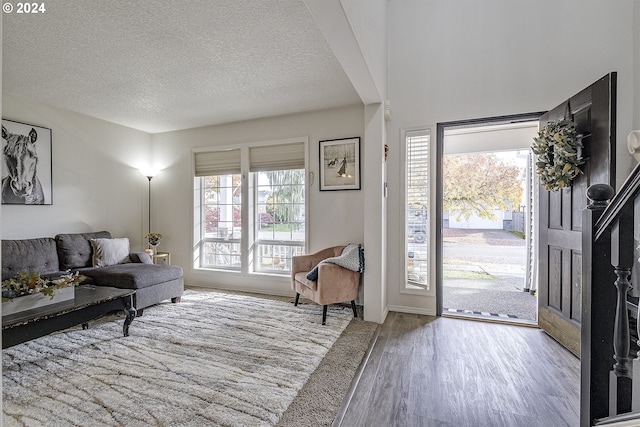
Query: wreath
532,119,583,191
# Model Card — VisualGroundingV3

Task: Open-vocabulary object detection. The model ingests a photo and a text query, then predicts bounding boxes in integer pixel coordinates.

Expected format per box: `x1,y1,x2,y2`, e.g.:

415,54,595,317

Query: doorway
436,114,543,324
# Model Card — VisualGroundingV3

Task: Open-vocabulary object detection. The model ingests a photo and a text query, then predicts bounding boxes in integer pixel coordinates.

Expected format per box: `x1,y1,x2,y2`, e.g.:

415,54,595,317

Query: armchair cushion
294,272,318,291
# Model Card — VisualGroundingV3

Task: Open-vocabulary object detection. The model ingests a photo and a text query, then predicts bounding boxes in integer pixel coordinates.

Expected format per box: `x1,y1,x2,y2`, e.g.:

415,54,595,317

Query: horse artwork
1,121,52,205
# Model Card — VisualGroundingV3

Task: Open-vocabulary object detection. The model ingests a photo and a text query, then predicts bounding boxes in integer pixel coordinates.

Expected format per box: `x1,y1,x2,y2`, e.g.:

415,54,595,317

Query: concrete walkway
442,229,537,322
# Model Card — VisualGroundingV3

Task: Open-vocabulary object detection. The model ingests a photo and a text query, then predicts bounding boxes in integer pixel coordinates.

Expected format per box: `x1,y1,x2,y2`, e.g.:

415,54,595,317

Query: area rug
2,289,375,426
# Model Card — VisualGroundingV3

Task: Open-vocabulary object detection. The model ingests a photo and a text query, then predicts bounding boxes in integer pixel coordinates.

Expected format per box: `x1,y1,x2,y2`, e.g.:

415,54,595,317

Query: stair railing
583,162,640,426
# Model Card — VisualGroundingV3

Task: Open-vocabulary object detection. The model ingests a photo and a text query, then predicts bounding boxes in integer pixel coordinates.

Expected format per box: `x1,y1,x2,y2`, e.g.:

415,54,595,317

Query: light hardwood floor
338,312,580,427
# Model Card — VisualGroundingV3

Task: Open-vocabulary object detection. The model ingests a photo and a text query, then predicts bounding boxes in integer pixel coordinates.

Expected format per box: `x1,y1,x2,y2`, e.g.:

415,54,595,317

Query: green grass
510,230,526,239
442,259,477,266
260,223,300,232
443,269,496,280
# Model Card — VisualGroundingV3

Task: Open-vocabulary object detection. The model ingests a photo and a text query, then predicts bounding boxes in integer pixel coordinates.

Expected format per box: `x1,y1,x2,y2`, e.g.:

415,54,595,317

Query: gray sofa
1,231,183,314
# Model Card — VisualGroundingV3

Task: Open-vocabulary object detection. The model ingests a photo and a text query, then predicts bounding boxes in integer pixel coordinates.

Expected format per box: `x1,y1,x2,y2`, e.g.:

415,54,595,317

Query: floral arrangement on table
1,270,86,302
532,119,584,191
145,232,163,247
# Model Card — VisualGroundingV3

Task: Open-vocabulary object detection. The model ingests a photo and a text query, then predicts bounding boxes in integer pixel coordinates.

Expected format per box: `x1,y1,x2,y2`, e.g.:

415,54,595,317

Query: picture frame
319,137,361,191
1,119,53,205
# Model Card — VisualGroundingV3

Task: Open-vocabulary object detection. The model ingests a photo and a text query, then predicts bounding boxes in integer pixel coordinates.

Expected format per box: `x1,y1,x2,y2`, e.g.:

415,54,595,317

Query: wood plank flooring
338,312,580,427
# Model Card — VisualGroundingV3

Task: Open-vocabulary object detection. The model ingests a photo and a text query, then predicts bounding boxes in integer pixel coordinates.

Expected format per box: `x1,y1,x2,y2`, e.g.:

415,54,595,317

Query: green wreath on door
532,119,583,191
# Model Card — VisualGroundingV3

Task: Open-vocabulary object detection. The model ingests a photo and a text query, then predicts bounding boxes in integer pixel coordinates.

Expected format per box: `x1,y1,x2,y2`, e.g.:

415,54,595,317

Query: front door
538,73,617,356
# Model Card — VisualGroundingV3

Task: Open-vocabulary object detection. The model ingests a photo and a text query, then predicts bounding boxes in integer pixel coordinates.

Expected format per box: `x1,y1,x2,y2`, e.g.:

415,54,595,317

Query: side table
152,252,171,265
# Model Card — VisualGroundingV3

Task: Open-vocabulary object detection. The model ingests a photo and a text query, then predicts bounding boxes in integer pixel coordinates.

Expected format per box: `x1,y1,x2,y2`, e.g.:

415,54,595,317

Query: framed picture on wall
319,137,361,191
1,119,53,205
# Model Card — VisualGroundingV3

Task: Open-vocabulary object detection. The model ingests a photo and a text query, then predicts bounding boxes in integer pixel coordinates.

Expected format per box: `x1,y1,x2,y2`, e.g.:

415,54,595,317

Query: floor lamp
140,169,156,238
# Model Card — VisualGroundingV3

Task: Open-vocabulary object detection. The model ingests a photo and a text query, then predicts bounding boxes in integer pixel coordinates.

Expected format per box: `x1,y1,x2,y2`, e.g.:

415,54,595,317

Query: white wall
340,0,389,322
1,93,151,246
151,105,364,296
341,0,388,101
386,0,638,314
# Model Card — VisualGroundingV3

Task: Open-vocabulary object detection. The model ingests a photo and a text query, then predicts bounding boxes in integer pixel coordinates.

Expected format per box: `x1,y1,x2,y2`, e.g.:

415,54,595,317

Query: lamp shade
139,168,158,179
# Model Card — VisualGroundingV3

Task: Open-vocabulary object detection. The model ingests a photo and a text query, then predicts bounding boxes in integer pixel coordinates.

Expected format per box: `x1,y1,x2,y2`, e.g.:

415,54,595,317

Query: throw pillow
90,238,131,267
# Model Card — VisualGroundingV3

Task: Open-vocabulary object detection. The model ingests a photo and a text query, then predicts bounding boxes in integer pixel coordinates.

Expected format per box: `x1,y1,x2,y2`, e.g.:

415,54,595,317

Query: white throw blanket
306,243,365,281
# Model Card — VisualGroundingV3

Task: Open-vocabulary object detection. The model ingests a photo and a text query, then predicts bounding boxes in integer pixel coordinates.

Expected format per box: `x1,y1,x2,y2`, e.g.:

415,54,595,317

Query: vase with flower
145,232,163,255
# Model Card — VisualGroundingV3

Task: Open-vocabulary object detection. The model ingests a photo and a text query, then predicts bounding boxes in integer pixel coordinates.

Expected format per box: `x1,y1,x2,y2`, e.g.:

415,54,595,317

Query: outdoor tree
265,170,304,225
203,175,241,232
443,153,524,221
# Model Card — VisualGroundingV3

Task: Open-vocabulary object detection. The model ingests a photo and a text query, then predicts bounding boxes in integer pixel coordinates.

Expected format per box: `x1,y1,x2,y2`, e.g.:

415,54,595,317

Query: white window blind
194,149,241,176
249,143,305,172
407,132,429,195
406,129,430,290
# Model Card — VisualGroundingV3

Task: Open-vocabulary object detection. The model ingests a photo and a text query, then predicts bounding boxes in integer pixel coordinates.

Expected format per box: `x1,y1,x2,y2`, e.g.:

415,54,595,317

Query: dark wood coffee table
2,285,136,349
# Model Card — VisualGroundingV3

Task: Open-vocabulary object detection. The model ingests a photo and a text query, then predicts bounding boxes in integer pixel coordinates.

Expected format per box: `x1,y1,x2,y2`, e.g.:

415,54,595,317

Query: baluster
610,199,634,416
634,206,640,412
613,267,632,377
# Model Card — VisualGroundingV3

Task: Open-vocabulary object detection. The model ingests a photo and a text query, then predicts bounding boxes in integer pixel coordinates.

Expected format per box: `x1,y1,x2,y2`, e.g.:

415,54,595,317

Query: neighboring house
446,209,507,230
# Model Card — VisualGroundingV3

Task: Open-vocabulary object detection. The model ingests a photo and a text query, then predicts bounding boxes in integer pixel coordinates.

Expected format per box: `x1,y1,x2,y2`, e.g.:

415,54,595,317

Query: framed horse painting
1,119,52,205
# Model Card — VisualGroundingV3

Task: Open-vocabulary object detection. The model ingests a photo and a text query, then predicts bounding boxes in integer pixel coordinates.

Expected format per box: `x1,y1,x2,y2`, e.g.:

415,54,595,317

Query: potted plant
145,232,163,254
2,270,85,316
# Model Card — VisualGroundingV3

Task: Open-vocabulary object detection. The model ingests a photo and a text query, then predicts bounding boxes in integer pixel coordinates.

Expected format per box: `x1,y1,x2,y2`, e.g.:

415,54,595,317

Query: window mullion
241,147,250,274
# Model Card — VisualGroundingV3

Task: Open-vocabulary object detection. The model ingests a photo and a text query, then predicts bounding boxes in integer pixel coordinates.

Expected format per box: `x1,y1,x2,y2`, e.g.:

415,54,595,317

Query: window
194,141,306,275
405,129,430,291
254,170,305,273
201,174,242,270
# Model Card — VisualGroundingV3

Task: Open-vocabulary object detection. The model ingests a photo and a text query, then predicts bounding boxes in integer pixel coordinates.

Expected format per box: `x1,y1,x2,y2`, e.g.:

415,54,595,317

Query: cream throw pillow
90,238,131,267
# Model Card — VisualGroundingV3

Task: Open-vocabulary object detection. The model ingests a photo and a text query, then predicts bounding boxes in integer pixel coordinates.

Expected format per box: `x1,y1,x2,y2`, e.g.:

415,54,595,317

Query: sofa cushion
1,238,60,281
82,264,183,290
56,231,111,270
129,252,153,264
89,238,131,267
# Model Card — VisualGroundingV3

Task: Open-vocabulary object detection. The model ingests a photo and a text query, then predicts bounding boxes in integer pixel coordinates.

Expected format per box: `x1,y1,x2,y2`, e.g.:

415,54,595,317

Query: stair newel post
582,184,617,427
610,202,634,416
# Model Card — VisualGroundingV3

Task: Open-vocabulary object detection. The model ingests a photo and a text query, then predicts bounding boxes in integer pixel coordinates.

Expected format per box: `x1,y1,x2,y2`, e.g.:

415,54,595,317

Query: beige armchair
291,246,360,325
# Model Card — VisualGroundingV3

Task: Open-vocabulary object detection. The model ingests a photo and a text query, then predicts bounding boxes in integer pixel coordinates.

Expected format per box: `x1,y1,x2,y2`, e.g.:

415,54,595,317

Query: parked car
408,214,427,243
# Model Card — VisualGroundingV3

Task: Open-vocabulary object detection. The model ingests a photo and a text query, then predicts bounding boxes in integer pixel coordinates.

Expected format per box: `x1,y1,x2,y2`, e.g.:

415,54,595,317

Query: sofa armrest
129,252,153,264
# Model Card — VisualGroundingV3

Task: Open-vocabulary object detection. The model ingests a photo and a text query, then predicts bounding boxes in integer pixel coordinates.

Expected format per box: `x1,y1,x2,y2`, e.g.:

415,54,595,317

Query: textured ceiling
2,0,362,133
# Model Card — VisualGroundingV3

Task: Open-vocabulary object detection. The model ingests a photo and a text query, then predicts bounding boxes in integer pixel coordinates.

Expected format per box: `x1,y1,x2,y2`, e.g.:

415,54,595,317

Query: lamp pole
147,175,153,235
140,169,157,248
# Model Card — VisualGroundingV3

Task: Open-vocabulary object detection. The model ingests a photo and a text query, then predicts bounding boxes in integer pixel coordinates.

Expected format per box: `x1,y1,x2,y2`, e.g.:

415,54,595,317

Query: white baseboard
387,305,437,316
186,283,293,299
597,420,640,427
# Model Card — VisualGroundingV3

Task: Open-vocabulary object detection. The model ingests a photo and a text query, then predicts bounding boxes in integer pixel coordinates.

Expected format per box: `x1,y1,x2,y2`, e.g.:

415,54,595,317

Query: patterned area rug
2,290,355,426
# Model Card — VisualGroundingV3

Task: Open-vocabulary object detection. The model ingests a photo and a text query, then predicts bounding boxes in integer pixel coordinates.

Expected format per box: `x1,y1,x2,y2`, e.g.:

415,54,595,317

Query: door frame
435,112,545,316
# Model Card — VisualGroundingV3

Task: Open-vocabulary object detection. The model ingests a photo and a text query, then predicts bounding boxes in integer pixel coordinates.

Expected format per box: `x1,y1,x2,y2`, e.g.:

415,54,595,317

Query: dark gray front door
538,73,616,356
